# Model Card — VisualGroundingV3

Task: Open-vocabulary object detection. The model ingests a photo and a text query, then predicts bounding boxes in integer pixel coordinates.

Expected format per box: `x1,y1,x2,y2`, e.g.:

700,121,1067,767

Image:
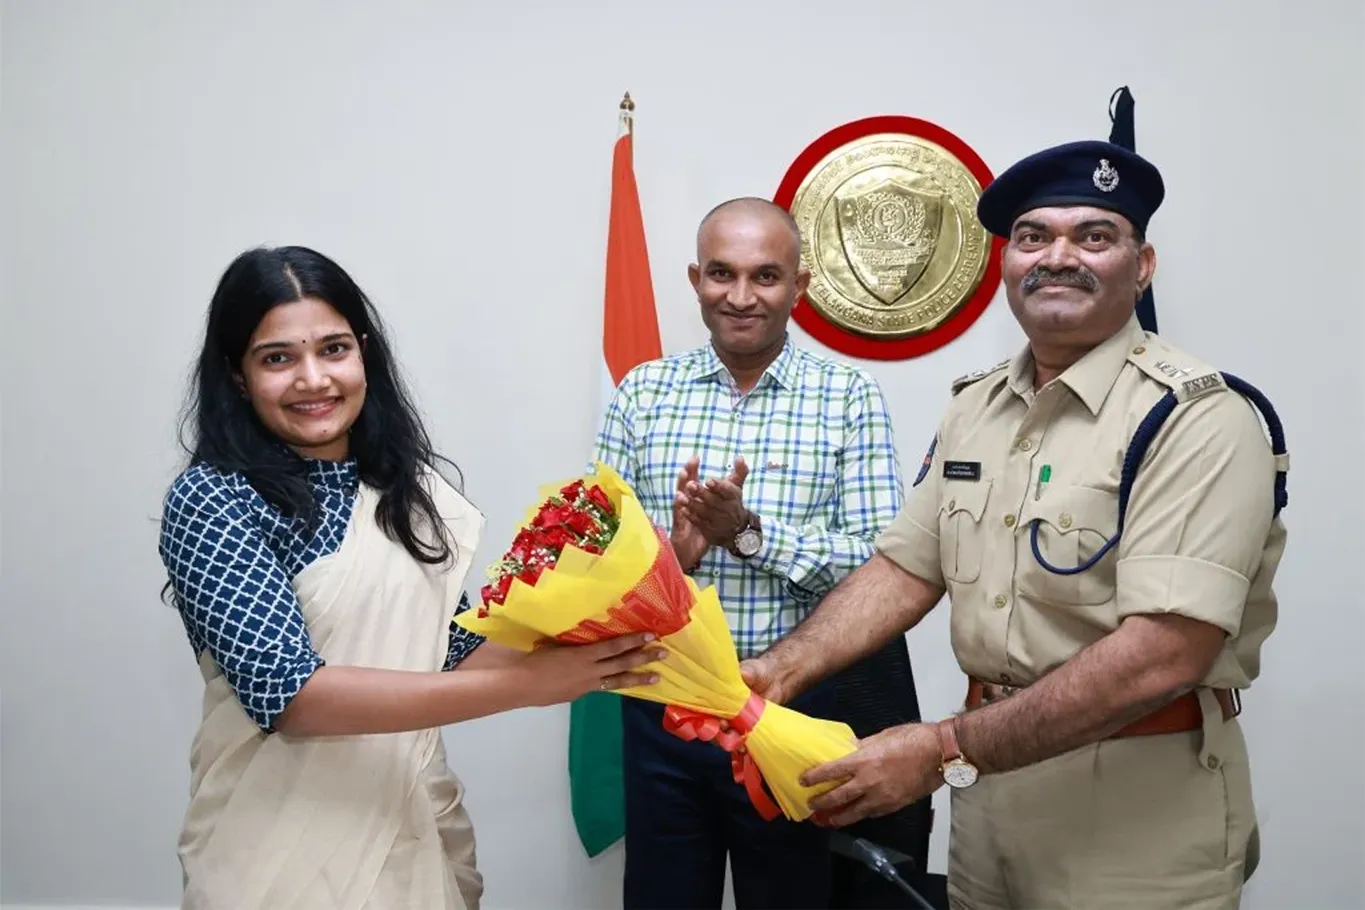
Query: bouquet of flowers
456,462,858,823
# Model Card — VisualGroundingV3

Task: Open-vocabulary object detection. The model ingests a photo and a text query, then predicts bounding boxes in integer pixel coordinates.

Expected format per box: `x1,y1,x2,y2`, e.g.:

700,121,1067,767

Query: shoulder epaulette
1126,338,1226,403
951,358,1010,396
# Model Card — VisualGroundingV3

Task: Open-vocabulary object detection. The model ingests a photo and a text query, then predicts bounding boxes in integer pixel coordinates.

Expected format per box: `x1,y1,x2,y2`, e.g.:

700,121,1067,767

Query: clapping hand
671,457,709,571
680,456,752,547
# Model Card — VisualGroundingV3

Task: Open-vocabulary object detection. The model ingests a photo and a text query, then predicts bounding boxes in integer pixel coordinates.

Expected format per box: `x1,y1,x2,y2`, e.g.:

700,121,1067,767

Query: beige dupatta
178,475,485,910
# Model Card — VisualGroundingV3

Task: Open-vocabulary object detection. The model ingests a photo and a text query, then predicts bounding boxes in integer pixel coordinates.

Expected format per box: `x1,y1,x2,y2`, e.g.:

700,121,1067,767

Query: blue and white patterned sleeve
443,591,485,670
159,470,324,732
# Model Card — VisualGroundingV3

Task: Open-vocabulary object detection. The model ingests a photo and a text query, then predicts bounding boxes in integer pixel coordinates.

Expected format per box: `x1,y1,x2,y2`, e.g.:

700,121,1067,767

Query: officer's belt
966,678,1240,738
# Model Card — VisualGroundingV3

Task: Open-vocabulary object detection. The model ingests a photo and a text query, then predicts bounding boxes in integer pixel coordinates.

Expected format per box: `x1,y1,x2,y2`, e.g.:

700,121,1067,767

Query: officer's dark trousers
621,683,837,910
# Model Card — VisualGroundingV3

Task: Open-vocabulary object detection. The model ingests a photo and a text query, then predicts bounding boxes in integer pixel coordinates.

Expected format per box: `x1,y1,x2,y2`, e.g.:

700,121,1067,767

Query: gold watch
937,718,979,789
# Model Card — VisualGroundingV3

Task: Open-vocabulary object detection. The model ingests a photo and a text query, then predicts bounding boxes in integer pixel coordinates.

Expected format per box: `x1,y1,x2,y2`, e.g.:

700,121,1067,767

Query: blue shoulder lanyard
1032,372,1289,576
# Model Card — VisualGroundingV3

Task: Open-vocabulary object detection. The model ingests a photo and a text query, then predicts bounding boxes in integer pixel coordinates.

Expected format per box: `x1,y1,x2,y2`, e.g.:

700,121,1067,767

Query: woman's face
236,297,366,461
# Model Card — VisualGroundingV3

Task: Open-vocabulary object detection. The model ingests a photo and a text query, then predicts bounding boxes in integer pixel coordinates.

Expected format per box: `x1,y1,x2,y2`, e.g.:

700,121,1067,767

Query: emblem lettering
1182,374,1224,397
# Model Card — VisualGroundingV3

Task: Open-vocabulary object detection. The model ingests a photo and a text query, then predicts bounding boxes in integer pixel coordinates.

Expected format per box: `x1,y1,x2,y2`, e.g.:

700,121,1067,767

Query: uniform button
1003,514,1016,527
1059,512,1073,529
993,594,1007,609
1206,755,1221,770
948,498,956,510
1133,345,1146,355
1017,438,1033,451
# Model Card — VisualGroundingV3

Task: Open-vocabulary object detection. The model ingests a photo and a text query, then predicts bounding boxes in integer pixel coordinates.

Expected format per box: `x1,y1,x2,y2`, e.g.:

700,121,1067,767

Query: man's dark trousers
621,683,838,910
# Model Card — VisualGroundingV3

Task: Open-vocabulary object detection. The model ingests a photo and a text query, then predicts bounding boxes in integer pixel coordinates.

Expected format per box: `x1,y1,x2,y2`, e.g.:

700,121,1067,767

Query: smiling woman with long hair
158,246,660,910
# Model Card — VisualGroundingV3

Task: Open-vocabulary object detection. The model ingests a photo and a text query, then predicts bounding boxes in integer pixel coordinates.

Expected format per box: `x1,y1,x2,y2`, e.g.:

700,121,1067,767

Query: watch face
735,528,761,557
942,760,978,789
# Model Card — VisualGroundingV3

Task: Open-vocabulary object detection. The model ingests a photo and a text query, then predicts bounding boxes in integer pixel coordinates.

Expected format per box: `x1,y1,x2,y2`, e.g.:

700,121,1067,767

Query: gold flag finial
620,91,635,112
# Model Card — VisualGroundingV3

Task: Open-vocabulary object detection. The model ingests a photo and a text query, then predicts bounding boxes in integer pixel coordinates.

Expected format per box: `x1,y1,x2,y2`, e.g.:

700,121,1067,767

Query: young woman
158,245,660,910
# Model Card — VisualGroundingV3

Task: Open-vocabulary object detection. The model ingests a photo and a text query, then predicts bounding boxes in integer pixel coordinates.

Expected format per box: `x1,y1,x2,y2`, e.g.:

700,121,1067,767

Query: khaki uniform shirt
877,315,1287,691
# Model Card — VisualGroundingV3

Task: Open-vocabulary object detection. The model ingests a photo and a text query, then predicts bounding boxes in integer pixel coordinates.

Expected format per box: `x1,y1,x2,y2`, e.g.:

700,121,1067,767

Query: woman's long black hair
173,245,460,566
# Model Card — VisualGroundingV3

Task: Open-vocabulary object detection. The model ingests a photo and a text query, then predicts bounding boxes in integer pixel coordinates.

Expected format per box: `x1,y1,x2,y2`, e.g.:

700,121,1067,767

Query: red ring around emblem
773,116,1005,361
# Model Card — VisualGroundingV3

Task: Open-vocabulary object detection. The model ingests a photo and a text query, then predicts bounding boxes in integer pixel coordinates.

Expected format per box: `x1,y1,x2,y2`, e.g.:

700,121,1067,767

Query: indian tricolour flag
568,92,662,859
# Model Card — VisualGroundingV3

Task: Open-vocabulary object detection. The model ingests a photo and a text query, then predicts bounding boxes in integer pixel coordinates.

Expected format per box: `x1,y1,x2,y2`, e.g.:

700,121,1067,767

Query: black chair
826,636,949,909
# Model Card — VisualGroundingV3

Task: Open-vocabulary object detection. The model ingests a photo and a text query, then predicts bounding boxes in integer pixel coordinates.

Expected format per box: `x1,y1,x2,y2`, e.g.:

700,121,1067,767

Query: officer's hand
739,656,792,705
799,723,944,827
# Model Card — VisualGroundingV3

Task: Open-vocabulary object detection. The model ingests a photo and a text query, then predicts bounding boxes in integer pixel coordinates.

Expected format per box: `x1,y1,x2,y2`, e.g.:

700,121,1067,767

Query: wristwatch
936,717,979,789
729,512,762,558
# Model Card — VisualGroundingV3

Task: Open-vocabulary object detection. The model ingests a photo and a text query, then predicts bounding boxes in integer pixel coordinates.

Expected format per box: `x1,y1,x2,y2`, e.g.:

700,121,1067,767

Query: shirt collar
307,456,359,490
690,334,798,391
273,441,358,490
1006,314,1147,416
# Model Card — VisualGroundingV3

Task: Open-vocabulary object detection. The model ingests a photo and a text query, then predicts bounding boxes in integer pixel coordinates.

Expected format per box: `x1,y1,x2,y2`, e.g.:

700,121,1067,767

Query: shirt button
1000,672,1012,684
993,594,1007,609
1206,755,1221,770
1133,345,1146,355
948,498,957,510
1003,514,1016,527
1059,513,1074,529
1017,438,1033,451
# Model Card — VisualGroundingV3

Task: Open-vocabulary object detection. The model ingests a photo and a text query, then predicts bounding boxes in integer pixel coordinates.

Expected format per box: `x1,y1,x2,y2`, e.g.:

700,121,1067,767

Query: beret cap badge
1093,158,1120,193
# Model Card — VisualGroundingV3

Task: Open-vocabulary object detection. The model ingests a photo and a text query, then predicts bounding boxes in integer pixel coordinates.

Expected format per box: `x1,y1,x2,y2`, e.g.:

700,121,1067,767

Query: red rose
587,485,612,513
518,564,544,586
510,528,538,556
581,542,604,555
541,525,574,551
481,573,513,606
534,505,574,530
565,509,598,536
560,480,586,502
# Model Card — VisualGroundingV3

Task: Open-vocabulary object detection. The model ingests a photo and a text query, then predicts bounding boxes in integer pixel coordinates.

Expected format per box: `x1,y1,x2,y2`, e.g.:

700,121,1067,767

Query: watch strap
937,717,963,765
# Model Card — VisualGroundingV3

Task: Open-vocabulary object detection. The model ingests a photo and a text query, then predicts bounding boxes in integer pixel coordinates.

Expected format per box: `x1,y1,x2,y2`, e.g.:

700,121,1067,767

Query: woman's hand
516,633,665,706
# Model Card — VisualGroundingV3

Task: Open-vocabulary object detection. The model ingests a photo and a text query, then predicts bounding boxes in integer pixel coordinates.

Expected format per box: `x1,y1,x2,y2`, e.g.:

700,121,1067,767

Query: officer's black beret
976,140,1165,238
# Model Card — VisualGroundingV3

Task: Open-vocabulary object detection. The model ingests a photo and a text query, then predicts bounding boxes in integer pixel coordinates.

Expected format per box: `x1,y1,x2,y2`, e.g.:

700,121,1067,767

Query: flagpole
570,89,661,857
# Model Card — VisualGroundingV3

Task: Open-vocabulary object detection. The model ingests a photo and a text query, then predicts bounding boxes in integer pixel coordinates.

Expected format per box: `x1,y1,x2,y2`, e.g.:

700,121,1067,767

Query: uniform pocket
939,478,992,584
1019,485,1119,606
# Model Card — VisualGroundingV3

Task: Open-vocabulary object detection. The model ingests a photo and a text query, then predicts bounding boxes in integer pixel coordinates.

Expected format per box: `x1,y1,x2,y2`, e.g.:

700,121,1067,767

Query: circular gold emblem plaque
775,117,1003,360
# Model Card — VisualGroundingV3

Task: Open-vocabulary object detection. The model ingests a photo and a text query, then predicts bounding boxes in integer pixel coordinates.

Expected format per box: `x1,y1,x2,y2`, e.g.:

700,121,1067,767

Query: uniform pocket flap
940,477,993,523
1025,484,1118,538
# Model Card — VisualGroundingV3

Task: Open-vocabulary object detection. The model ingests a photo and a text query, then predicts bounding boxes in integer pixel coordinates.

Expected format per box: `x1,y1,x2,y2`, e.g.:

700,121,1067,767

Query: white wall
3,0,1362,907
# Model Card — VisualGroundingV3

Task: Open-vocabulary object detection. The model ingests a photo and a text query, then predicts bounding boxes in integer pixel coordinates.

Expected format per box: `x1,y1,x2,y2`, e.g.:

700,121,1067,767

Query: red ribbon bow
662,693,781,822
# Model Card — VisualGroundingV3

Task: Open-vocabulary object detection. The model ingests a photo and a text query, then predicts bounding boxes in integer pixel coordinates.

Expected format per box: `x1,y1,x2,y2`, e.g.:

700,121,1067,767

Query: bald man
592,198,905,909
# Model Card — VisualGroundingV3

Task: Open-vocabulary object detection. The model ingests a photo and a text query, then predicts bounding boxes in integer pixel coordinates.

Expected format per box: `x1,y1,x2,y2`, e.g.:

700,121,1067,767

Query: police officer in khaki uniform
739,139,1288,909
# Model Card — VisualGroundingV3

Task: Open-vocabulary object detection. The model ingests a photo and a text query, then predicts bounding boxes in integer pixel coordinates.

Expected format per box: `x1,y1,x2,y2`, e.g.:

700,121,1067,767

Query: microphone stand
829,832,937,910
